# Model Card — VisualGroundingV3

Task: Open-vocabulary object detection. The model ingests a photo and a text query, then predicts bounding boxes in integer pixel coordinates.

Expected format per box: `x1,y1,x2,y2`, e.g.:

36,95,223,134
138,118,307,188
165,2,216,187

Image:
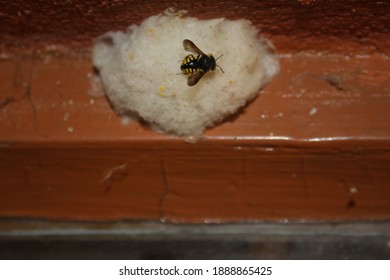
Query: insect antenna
215,55,224,73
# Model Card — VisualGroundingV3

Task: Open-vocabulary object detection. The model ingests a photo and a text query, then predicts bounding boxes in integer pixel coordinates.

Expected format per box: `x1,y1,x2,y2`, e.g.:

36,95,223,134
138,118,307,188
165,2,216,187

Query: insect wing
187,71,206,86
183,39,205,56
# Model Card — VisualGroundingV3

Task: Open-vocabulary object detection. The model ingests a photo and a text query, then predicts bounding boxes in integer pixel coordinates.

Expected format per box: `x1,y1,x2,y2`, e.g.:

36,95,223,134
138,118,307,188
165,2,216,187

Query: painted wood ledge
1,52,389,222
0,0,389,223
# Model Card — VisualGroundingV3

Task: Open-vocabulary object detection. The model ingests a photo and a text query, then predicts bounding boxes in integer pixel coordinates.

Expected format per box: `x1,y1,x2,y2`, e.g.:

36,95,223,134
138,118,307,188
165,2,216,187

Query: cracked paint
101,163,128,193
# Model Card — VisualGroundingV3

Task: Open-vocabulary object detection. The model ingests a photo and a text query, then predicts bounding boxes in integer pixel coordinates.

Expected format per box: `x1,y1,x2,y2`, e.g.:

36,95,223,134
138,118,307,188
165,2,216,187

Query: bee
180,39,224,86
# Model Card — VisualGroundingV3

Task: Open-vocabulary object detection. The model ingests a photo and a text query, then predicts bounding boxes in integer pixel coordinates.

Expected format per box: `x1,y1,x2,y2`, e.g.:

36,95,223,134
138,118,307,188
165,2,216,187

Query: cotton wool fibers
92,11,279,138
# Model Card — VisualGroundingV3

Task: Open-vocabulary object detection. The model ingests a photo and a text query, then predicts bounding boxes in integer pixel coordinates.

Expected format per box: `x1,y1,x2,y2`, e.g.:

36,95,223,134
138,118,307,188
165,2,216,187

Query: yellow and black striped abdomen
181,54,200,76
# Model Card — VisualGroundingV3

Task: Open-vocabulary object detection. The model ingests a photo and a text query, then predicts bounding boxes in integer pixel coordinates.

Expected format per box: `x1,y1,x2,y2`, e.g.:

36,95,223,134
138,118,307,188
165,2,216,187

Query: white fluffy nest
92,10,279,138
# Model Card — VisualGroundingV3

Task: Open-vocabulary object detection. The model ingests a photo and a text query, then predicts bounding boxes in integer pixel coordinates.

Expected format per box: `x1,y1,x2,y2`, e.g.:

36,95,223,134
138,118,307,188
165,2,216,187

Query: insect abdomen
181,55,200,76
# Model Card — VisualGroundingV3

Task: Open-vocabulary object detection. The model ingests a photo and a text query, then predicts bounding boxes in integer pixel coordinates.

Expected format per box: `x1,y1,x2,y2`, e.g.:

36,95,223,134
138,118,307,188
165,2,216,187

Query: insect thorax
198,55,216,72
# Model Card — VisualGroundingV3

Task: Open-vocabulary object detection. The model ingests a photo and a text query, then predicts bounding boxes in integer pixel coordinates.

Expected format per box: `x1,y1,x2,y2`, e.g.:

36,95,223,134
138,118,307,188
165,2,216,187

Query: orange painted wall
1,0,389,222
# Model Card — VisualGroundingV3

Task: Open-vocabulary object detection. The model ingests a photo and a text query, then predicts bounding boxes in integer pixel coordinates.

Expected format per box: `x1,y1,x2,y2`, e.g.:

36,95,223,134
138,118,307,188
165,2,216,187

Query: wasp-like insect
180,39,224,86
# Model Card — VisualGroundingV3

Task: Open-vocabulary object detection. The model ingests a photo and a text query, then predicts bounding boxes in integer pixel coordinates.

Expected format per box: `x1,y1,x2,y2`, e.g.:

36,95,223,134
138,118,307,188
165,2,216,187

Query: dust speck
63,112,70,121
121,116,133,125
349,187,358,194
309,107,318,116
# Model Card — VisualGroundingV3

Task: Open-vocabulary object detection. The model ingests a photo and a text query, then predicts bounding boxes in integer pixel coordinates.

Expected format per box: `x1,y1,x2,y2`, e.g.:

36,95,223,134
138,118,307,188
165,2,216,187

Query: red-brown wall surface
1,0,389,53
0,0,389,222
